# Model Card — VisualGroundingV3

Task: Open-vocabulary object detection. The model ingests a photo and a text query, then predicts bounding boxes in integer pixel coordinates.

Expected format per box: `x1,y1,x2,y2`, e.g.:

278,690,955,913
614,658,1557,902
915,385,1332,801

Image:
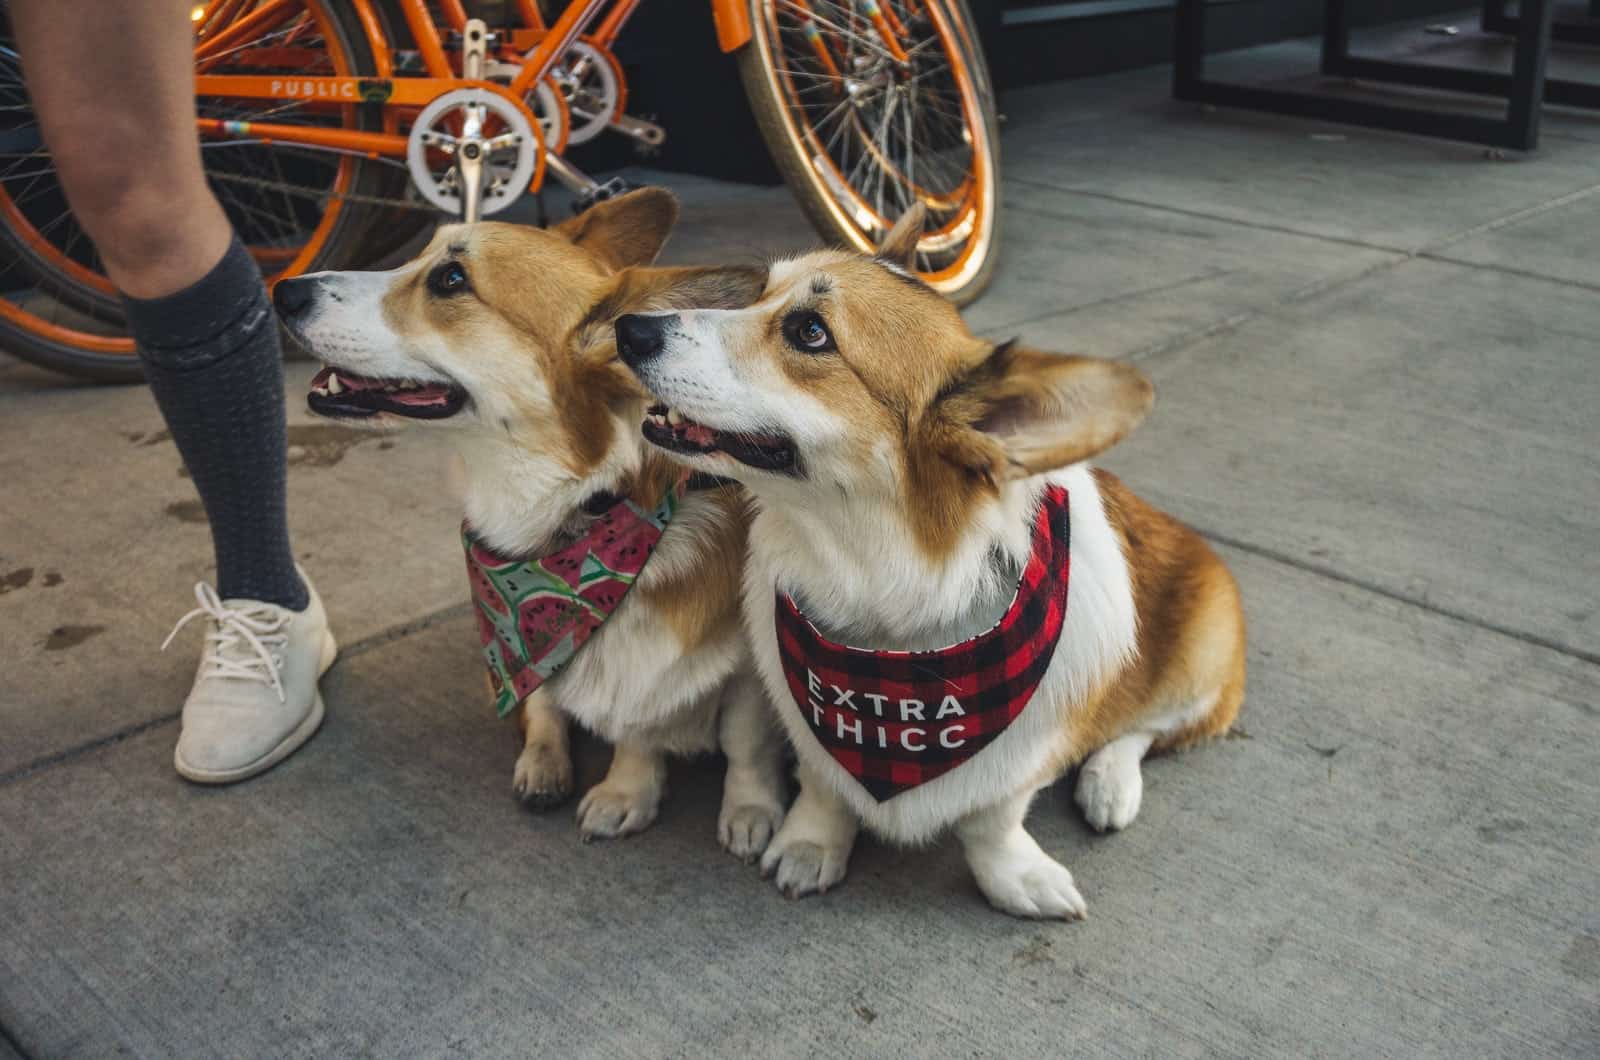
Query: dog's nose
272,276,316,319
615,313,671,365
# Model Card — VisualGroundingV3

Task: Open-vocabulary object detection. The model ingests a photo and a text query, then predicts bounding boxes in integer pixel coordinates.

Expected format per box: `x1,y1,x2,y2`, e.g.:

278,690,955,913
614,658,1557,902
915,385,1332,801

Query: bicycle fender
711,0,752,51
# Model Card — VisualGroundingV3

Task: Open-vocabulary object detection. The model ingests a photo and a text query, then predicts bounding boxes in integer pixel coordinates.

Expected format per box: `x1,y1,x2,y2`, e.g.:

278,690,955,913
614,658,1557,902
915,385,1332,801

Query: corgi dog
613,207,1246,919
272,189,788,856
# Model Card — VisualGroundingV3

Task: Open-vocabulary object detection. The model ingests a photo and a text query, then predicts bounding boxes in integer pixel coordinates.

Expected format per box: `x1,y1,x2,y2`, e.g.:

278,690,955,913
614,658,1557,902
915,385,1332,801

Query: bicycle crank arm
607,114,666,148
542,153,602,196
455,20,490,223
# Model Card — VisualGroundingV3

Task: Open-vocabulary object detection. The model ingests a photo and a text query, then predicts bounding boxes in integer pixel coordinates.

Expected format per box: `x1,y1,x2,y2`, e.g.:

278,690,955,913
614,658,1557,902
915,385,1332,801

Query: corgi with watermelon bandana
274,190,787,856
615,207,1247,919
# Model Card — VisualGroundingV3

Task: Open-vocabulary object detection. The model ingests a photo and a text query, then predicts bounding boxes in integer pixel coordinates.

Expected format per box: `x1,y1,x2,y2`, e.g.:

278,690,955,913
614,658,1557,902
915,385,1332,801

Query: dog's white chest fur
742,465,1138,842
548,495,746,751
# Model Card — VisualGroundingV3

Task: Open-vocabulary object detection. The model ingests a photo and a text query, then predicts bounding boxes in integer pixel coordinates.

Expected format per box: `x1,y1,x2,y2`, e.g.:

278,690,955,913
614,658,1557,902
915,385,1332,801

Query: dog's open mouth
307,366,467,420
641,404,796,472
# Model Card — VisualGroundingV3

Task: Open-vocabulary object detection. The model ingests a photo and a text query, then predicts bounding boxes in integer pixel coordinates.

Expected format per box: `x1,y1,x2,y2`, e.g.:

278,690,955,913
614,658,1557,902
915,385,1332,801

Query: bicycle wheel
737,0,1001,306
0,0,391,382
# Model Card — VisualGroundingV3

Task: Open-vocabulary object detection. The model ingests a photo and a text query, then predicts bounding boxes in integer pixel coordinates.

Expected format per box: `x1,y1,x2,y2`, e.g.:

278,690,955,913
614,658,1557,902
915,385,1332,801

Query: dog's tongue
311,365,455,408
386,385,455,409
683,423,718,446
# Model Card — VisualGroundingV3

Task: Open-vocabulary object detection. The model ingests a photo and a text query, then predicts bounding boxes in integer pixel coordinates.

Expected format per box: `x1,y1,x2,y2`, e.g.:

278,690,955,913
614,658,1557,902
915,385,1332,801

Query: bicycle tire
736,0,1002,307
0,0,389,382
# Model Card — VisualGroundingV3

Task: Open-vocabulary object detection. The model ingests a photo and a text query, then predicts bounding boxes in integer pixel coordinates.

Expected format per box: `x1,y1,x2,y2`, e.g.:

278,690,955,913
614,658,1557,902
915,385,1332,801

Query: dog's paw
512,742,574,810
759,825,850,899
576,780,662,841
971,848,1087,921
719,801,783,863
1075,744,1144,833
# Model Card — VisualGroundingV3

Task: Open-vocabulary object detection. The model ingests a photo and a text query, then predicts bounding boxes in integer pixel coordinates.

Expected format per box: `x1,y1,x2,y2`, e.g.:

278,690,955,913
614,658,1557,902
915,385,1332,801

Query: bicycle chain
207,169,436,213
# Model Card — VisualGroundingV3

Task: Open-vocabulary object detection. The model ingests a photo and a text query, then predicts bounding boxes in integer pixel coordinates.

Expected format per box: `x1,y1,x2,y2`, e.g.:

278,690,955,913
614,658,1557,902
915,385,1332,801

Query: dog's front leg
759,762,858,898
716,669,787,862
512,686,574,809
956,788,1087,920
576,740,667,841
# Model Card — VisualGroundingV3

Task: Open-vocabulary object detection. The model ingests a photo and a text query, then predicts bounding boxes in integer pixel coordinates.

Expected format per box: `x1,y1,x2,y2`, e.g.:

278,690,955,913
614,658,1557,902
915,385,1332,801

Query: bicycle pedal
572,177,636,215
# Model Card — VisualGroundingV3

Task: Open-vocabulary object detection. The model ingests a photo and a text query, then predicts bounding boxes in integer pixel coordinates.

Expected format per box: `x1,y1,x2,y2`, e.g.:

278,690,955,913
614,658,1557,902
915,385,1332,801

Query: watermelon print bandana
775,486,1070,802
465,484,680,717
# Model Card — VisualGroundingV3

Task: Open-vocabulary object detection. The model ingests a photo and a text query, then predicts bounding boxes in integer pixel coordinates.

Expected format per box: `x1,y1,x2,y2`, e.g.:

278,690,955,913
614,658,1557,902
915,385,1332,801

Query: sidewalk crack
0,1017,33,1060
1198,527,1600,668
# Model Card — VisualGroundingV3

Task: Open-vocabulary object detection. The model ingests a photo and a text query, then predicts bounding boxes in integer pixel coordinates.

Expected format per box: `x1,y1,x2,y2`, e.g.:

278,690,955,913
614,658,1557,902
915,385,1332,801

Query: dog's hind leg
1075,549,1246,832
1074,730,1155,833
716,668,787,862
512,686,575,809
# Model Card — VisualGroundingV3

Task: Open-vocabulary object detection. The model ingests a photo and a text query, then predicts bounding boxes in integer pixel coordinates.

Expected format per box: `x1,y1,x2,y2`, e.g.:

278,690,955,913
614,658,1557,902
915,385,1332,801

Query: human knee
51,141,212,273
76,180,195,269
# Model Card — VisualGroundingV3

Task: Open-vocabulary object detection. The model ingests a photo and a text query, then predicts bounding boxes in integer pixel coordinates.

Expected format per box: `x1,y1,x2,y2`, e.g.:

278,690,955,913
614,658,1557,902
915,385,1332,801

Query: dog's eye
428,261,469,296
783,311,835,354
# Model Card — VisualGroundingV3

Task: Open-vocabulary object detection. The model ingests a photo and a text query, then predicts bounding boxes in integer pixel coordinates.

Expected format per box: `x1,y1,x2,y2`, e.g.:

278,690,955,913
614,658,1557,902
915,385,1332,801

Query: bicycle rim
747,0,998,299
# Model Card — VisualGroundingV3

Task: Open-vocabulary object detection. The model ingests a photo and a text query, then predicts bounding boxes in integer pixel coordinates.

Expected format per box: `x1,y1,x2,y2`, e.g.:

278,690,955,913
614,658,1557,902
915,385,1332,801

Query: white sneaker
162,568,338,784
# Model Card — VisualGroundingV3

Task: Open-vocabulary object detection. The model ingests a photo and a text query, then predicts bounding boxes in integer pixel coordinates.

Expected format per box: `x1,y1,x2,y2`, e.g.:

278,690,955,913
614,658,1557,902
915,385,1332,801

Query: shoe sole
174,630,339,786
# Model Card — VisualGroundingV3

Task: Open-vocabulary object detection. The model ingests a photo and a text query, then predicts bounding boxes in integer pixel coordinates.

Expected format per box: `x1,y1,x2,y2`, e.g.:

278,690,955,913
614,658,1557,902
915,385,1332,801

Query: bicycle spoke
760,0,993,285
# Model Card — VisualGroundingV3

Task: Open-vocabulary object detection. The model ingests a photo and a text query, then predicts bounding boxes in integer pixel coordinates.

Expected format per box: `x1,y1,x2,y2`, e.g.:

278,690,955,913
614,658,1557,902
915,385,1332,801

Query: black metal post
1320,0,1350,75
1507,0,1556,149
1484,0,1600,47
1173,0,1206,100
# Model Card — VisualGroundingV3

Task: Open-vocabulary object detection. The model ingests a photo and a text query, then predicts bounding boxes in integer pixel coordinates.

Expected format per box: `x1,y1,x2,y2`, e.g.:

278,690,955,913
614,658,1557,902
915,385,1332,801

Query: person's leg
11,0,304,609
13,0,332,783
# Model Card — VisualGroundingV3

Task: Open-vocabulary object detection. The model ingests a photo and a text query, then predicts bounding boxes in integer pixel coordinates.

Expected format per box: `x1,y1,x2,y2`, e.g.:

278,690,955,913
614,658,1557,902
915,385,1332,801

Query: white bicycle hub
406,87,538,220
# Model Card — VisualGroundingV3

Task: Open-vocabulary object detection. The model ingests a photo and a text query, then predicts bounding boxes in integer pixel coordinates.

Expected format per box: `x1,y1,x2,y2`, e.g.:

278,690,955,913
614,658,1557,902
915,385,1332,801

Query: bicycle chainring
484,59,568,150
406,87,539,219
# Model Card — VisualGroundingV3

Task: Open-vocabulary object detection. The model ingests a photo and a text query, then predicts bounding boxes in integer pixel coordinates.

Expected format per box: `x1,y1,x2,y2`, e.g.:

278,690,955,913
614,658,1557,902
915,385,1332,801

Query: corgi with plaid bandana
615,207,1247,920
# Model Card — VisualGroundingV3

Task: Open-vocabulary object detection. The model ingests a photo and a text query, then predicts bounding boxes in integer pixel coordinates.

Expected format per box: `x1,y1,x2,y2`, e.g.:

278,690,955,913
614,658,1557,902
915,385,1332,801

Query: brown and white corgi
272,190,787,856
614,207,1246,919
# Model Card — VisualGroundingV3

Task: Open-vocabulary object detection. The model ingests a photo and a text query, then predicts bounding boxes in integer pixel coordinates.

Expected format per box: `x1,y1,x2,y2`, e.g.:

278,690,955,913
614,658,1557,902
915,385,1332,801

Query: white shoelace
161,583,290,703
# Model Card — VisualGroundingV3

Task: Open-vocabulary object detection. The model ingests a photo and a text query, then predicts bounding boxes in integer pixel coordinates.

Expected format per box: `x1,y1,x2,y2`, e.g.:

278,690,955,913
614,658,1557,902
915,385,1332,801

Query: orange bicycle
0,0,1000,380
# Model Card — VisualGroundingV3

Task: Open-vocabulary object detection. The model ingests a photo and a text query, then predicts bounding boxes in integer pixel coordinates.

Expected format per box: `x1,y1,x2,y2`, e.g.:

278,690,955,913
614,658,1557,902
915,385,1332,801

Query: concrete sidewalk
3,22,1597,1058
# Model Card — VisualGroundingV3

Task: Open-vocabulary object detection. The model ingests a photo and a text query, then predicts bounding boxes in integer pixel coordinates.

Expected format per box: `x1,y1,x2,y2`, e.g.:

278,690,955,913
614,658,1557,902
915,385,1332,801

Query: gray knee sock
124,236,308,611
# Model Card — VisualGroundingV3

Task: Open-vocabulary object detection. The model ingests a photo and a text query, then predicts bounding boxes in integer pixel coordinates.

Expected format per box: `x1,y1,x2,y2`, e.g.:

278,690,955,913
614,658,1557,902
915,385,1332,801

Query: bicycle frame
188,0,760,177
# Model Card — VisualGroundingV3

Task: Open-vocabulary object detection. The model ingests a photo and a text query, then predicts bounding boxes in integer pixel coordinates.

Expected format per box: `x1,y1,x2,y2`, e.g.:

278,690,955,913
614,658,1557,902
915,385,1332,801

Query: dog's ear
929,343,1154,481
876,203,927,268
554,187,679,270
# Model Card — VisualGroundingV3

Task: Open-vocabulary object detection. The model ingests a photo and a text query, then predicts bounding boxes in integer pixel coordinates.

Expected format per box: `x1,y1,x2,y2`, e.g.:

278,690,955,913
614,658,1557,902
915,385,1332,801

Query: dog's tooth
666,409,683,426
326,373,343,395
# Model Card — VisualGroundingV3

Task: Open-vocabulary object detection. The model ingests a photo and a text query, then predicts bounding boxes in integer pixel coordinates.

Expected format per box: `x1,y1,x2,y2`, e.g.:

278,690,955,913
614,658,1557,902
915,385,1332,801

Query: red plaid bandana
775,486,1070,802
